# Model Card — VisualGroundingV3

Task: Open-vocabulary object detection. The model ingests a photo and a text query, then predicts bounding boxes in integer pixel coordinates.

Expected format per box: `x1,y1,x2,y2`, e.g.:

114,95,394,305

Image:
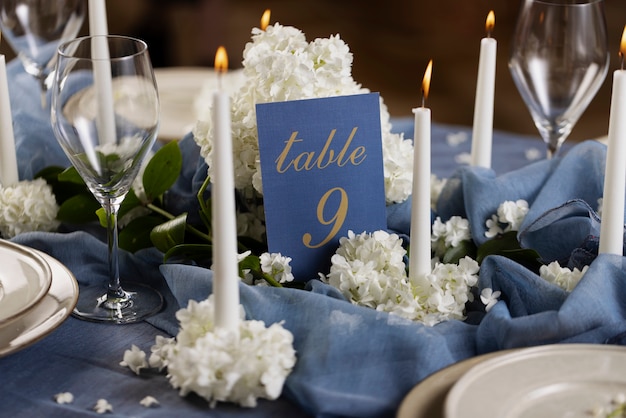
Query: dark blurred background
1,0,625,141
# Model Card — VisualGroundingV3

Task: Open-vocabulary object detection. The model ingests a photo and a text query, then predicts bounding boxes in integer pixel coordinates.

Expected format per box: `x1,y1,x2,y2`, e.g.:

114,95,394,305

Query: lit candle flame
619,25,626,70
215,46,228,73
421,59,433,107
215,46,228,90
486,10,495,38
261,9,271,31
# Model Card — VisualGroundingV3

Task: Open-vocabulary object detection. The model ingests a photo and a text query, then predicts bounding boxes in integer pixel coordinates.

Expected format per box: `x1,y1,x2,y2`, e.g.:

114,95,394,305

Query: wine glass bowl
0,0,85,107
509,0,609,158
51,35,162,323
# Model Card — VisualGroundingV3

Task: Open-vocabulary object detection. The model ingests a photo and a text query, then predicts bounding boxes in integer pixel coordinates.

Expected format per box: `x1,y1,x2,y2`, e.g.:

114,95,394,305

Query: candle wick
621,51,625,71
421,94,425,108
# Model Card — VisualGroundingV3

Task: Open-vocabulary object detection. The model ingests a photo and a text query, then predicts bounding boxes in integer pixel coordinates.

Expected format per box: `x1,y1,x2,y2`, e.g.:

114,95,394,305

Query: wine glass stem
37,75,47,109
547,143,558,160
103,199,125,302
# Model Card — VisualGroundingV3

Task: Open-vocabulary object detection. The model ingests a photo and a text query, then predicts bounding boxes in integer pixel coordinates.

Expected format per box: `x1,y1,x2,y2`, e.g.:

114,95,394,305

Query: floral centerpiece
193,23,414,206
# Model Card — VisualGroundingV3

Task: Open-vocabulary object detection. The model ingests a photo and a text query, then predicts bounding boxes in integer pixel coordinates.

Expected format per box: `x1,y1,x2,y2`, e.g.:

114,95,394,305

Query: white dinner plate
0,240,52,325
0,249,78,357
154,66,245,141
444,344,626,418
396,350,514,418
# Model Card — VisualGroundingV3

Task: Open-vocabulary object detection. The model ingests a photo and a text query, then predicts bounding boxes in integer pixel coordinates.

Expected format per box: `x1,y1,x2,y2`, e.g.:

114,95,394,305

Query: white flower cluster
0,178,59,238
485,199,529,238
260,252,294,284
121,296,296,408
193,23,414,204
431,216,471,258
430,174,447,210
323,230,479,326
539,261,588,292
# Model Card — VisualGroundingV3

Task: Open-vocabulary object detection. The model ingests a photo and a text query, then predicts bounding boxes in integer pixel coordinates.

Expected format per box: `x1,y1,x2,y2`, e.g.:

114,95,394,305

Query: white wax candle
88,0,116,145
599,67,626,255
0,54,19,186
409,106,432,283
88,0,109,37
212,80,240,331
470,11,497,169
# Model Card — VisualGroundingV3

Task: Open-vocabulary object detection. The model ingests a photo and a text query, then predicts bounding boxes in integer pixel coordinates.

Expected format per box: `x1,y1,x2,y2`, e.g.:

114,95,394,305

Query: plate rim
396,349,516,418
0,239,52,325
0,248,78,357
444,344,626,418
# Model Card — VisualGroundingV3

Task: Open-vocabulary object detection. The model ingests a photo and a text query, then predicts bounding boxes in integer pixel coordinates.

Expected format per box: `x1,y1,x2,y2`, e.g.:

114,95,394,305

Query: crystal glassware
0,0,85,108
51,35,162,323
509,0,609,158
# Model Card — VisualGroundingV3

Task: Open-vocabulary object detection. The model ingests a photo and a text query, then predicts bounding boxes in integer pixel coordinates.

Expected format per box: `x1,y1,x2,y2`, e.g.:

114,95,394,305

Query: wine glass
509,0,609,158
51,35,163,324
0,0,85,108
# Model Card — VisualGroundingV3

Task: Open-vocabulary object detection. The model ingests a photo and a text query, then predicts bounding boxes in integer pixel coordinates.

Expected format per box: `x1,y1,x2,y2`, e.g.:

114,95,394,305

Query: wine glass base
73,282,163,324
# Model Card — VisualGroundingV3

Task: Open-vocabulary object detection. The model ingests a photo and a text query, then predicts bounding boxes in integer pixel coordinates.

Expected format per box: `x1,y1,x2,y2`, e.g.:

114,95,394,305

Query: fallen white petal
93,399,113,414
140,395,160,407
54,392,74,404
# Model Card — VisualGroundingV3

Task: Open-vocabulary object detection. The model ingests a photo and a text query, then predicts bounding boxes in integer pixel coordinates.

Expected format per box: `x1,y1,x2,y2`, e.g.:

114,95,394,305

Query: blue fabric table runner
2,59,626,418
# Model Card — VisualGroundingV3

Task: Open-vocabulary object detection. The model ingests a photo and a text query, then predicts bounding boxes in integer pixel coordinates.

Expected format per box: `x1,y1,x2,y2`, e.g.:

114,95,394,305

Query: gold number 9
302,187,348,249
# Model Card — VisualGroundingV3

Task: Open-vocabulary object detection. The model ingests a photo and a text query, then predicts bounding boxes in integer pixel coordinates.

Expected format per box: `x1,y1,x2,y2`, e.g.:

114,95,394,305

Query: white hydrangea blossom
193,23,414,205
480,287,501,312
0,178,59,238
123,296,296,408
323,230,479,325
431,216,471,258
236,210,265,242
539,261,588,292
485,199,529,238
430,174,447,210
119,344,148,375
260,252,294,284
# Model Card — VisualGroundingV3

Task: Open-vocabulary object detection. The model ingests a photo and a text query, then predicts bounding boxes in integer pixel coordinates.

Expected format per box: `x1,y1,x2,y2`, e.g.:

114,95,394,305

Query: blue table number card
256,93,388,280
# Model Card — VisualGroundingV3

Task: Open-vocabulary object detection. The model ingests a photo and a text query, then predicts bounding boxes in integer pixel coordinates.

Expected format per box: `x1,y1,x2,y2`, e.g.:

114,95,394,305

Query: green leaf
119,216,165,252
239,253,261,272
35,166,66,182
57,194,101,223
163,243,213,263
35,166,90,204
442,240,477,264
150,213,187,253
96,207,107,227
95,191,143,228
58,166,87,185
476,231,542,269
143,141,183,201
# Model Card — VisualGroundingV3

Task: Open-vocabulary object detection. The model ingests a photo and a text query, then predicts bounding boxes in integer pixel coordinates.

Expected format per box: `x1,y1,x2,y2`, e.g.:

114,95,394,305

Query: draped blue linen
2,58,626,418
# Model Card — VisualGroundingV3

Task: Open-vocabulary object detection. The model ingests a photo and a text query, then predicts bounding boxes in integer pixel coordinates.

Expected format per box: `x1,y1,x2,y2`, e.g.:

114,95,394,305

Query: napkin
8,58,626,418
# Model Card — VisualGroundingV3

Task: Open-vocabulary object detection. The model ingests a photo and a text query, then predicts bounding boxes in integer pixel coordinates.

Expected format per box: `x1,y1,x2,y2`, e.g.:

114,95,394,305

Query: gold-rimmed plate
0,240,52,326
445,344,626,418
396,350,513,418
0,248,78,357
